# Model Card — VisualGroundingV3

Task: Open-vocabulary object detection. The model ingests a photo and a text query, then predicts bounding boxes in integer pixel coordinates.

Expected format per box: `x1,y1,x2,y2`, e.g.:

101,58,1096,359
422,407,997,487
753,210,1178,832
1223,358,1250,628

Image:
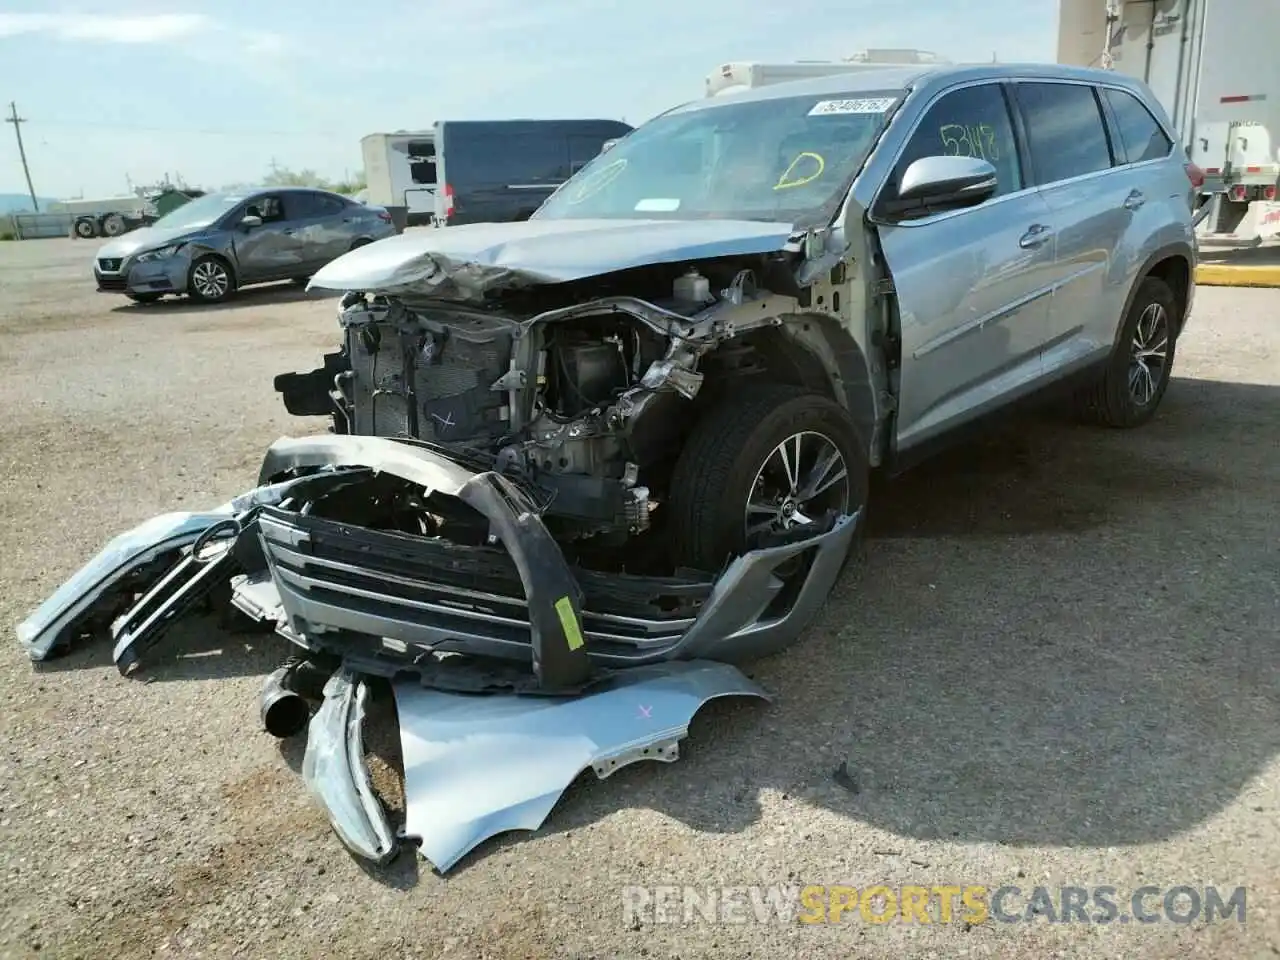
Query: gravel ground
0,237,1277,960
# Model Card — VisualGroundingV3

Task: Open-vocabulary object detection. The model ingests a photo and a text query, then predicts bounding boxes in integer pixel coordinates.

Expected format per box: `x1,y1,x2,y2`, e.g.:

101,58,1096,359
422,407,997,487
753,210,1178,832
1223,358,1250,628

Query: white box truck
706,49,951,98
1058,0,1280,242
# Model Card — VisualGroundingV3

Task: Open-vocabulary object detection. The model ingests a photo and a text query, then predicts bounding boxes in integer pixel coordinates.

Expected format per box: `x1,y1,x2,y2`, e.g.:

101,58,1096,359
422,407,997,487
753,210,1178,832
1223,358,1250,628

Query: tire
187,255,236,304
349,237,373,251
126,292,162,304
101,213,127,237
1074,277,1179,428
666,383,869,572
73,217,97,239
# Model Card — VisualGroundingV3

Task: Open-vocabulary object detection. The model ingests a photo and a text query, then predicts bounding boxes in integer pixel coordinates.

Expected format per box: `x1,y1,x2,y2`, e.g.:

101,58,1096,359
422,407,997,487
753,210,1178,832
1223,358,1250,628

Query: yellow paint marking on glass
566,159,628,204
554,595,585,650
774,152,825,191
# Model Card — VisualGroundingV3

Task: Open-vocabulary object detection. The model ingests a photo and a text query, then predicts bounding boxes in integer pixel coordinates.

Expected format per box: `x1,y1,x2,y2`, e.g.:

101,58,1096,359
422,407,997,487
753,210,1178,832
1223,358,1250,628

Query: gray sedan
92,186,398,304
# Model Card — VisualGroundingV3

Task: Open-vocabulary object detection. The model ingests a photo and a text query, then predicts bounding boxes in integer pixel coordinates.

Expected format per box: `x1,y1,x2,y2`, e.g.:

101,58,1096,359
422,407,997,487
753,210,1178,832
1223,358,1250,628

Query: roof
668,61,1149,115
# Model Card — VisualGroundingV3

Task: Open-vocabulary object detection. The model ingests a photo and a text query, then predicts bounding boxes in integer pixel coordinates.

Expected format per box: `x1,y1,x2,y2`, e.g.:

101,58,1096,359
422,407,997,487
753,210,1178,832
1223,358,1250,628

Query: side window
1015,82,1113,184
314,194,347,216
282,192,321,220
247,195,285,222
1103,87,1173,164
891,83,1022,200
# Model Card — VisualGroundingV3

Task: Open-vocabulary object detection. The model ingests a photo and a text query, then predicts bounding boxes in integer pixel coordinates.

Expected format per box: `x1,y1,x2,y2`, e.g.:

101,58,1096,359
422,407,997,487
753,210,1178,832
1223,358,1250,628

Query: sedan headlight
135,244,184,262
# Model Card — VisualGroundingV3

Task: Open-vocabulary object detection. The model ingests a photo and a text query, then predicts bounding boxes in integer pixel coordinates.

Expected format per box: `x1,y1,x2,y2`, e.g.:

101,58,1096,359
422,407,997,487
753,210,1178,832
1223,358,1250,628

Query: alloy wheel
1128,302,1169,407
744,430,850,541
192,261,229,300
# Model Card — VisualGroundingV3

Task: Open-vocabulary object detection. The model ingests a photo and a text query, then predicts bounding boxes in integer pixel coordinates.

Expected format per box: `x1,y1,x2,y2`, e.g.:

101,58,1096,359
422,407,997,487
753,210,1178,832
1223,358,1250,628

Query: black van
432,119,633,226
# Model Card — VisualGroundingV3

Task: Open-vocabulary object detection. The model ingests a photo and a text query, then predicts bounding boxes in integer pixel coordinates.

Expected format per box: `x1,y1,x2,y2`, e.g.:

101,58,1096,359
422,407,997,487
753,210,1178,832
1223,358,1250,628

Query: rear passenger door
282,191,348,273
1010,81,1129,372
873,81,1057,453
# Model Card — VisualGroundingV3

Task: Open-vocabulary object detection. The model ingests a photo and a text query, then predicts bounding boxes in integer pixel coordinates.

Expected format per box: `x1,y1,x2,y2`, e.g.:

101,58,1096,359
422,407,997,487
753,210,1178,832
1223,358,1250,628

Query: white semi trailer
706,49,951,98
1058,0,1280,242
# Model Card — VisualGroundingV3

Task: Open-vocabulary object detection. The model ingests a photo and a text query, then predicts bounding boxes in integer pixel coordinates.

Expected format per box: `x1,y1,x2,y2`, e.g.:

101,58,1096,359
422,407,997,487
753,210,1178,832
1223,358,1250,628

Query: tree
260,164,366,196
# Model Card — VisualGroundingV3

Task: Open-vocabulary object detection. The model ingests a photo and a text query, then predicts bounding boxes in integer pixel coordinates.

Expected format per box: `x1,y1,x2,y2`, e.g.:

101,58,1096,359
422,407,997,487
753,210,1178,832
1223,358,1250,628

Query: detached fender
392,659,771,873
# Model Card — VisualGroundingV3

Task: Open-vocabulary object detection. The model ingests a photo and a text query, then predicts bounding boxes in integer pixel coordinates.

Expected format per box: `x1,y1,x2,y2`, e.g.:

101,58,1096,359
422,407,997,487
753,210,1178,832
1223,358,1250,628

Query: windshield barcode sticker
808,97,896,116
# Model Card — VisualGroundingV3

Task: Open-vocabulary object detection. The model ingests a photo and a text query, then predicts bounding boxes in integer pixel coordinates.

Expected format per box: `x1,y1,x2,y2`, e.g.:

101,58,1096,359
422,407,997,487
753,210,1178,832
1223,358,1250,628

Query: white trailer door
1190,0,1279,185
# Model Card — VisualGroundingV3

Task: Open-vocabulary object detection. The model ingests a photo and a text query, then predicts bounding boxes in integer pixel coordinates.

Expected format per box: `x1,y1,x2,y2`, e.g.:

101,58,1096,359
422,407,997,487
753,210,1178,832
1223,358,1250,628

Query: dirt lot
0,237,1277,959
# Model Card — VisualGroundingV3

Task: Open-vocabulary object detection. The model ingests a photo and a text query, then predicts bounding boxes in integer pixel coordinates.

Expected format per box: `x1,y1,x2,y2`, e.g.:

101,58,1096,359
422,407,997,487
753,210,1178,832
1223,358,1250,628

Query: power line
27,117,341,138
5,102,40,212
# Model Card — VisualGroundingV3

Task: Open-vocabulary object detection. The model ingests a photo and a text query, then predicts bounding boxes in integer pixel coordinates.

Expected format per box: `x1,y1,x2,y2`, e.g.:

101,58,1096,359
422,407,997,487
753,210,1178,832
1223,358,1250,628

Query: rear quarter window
1015,82,1114,185
1102,87,1173,164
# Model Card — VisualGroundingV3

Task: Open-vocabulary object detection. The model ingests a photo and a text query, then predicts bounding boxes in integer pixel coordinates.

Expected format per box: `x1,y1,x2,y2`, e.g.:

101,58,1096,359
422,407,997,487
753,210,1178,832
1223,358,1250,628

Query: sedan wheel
188,256,235,303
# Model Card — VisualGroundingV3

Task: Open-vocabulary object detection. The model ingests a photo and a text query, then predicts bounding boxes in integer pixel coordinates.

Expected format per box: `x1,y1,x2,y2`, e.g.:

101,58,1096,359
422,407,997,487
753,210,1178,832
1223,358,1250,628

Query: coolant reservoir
673,269,711,303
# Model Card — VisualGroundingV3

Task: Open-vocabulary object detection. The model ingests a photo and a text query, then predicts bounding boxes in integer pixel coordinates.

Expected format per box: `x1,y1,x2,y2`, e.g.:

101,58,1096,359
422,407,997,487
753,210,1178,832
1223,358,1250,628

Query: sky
0,0,1059,199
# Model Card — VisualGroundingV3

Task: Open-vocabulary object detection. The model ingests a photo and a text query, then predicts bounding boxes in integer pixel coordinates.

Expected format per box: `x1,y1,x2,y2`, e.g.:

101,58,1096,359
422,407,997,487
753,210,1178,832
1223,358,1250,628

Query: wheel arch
718,313,879,460
1114,244,1194,349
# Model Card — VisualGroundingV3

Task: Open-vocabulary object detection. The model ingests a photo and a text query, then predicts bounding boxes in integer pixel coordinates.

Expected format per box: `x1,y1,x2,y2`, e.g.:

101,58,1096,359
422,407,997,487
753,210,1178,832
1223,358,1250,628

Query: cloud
0,13,210,44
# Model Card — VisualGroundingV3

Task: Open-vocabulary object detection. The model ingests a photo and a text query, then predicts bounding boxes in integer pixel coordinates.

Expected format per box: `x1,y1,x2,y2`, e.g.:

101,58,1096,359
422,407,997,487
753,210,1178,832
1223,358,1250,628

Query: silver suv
23,62,1197,689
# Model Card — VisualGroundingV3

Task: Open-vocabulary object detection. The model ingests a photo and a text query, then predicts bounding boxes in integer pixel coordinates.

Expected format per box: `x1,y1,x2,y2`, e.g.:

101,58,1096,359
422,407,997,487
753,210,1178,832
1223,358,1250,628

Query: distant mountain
0,193,60,214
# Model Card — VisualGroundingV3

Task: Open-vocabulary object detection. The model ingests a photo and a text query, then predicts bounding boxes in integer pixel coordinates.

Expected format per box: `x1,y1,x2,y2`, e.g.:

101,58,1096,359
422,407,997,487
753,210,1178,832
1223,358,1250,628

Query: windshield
149,192,246,230
532,90,901,226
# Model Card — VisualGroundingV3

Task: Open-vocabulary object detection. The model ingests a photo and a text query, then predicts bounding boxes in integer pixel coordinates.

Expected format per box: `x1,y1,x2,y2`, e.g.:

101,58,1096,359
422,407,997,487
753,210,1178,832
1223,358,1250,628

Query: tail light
1229,184,1248,202
442,183,455,221
1184,162,1205,189
376,210,391,222
1264,184,1277,201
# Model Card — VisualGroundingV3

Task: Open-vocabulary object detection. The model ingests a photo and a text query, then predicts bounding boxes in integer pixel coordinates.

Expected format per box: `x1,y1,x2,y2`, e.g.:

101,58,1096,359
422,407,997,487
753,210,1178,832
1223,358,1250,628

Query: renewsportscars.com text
621,884,1248,926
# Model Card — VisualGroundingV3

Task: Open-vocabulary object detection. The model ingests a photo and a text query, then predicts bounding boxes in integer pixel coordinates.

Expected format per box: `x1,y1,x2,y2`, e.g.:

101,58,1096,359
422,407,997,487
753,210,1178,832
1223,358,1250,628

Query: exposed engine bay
275,253,847,573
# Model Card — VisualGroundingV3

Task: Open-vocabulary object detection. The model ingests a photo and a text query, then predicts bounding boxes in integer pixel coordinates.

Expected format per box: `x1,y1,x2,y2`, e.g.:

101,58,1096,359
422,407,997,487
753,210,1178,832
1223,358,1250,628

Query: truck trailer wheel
73,217,97,239
100,213,127,237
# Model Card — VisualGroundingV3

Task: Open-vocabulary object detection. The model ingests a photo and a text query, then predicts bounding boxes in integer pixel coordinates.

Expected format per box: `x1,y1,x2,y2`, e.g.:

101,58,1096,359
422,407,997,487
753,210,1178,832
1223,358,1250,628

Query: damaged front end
15,217,866,872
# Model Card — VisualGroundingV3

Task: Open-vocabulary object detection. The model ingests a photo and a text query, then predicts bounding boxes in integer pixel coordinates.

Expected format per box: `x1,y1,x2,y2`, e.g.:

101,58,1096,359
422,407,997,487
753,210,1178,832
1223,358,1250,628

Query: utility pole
5,102,39,212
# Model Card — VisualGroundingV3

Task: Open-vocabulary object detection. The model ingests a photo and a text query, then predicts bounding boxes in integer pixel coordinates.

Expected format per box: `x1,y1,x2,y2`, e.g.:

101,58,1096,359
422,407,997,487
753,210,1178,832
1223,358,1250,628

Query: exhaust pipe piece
260,656,337,738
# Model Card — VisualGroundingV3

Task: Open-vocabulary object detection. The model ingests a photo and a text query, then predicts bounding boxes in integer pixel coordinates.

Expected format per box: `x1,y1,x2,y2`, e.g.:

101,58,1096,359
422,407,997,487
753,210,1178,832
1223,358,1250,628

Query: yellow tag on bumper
554,595,585,651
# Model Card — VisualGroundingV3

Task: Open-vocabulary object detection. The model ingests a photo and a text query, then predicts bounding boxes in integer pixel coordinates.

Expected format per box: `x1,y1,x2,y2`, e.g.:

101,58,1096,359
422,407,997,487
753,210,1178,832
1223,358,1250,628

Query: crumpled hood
307,217,799,297
96,223,210,259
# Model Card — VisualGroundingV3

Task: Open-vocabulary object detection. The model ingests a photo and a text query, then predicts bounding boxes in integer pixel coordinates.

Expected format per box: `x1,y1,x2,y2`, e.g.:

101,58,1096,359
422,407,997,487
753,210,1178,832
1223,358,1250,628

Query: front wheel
1074,276,1179,428
666,383,868,572
187,255,236,304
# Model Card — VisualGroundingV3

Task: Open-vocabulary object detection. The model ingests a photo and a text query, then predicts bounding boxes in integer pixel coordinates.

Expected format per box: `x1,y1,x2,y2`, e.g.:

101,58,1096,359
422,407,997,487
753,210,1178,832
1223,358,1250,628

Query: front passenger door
874,82,1057,454
232,194,305,282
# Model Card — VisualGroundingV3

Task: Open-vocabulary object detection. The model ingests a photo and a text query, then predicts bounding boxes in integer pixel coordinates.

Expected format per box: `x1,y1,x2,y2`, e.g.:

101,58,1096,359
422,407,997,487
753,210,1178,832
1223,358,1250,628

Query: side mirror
883,156,998,219
240,214,263,229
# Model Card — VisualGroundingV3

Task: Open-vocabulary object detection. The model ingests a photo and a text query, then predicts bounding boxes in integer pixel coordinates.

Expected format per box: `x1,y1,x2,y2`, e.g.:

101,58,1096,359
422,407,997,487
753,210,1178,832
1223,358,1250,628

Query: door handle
1124,189,1146,211
1019,224,1052,249
282,228,296,235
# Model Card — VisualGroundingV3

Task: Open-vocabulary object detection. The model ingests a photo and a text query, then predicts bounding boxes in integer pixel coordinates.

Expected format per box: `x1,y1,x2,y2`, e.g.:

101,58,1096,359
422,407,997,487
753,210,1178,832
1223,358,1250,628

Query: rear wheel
187,255,235,303
100,213,127,237
666,383,868,572
73,217,97,239
1074,276,1179,428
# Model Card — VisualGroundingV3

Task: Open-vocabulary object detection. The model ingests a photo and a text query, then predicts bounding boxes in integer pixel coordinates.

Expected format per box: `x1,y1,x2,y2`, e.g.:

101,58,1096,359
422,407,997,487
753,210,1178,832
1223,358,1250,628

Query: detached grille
257,507,710,650
98,258,123,272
